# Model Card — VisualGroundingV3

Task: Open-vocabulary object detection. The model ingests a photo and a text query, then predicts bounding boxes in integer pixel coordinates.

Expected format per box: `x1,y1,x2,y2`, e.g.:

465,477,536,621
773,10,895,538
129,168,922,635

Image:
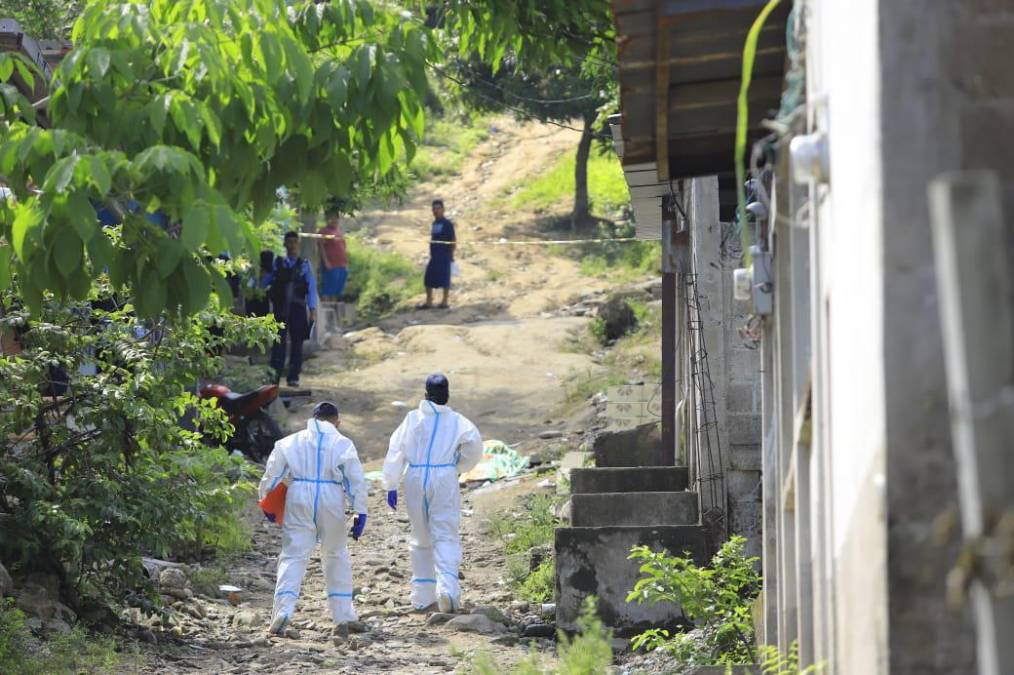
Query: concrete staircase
555,424,709,635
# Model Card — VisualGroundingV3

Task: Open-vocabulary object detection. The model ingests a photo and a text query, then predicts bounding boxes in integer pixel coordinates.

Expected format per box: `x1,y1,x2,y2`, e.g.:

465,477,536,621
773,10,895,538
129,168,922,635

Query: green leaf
157,239,185,279
87,48,111,78
87,231,114,271
54,230,83,278
46,156,81,193
182,257,211,314
182,204,210,252
136,268,166,318
211,267,233,307
66,192,98,243
11,202,41,260
89,156,112,195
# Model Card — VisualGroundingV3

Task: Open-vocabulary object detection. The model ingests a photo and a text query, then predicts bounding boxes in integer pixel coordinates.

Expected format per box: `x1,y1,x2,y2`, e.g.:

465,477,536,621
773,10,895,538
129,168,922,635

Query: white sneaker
268,613,289,635
437,592,454,613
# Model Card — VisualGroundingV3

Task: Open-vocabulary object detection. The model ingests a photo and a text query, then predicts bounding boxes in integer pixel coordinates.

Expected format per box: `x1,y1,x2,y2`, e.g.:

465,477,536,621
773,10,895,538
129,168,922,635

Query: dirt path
139,474,564,674
138,118,637,673
299,118,615,458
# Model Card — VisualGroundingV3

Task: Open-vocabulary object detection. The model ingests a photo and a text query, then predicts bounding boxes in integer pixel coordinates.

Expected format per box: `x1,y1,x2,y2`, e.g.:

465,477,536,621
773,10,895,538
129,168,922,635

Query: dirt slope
300,118,615,458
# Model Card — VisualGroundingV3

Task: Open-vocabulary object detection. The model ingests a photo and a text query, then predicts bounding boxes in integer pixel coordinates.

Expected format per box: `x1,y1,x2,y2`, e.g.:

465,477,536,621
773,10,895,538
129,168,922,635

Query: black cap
425,373,449,404
313,401,339,418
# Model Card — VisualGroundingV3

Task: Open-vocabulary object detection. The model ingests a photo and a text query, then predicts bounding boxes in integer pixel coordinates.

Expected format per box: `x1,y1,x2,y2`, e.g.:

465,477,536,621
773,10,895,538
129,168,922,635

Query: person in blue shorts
317,200,349,304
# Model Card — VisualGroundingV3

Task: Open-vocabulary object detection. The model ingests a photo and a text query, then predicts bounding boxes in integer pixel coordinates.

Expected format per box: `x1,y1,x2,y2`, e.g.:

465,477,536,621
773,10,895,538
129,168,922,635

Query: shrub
343,236,423,321
627,535,760,667
0,599,125,674
0,290,274,608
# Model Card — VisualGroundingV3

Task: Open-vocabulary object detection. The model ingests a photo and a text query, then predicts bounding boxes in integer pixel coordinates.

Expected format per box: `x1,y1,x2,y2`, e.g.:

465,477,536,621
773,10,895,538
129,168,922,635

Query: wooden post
928,171,1014,675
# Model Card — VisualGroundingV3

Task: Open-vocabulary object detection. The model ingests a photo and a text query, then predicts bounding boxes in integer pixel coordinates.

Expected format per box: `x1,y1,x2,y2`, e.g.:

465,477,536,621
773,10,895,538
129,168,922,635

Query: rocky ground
129,469,569,674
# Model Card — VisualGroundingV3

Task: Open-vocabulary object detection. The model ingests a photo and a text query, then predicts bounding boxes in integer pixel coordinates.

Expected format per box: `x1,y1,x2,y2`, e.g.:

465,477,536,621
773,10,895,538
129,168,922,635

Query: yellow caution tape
298,232,641,246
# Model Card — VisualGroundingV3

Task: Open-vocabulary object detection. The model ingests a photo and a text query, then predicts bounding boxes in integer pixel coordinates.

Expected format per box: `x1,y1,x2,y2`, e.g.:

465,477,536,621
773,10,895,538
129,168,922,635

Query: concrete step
592,422,664,467
571,466,689,494
555,525,709,634
570,491,698,527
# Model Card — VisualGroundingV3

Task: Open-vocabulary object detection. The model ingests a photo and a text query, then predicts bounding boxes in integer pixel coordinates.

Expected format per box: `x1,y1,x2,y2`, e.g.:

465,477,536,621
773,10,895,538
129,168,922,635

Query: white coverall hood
259,418,368,625
383,400,483,610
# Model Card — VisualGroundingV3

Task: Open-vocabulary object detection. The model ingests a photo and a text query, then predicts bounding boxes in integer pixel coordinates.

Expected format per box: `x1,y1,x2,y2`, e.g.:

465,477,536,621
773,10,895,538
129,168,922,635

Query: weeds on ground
563,368,628,405
488,493,562,603
757,641,826,675
0,600,127,674
465,597,613,675
627,536,760,667
188,566,229,597
344,235,424,321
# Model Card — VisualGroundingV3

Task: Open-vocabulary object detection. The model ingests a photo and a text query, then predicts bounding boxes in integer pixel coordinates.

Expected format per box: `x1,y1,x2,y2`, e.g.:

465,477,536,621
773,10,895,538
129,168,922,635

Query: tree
0,0,614,317
434,0,618,229
0,0,79,40
450,60,615,229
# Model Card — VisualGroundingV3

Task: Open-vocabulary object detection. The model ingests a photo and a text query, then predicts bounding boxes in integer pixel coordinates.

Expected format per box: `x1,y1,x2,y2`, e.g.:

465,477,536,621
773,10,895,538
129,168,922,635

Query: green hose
736,0,782,264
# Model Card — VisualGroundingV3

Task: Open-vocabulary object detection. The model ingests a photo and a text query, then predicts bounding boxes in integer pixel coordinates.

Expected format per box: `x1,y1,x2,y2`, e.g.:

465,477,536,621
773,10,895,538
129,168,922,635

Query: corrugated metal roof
612,0,789,193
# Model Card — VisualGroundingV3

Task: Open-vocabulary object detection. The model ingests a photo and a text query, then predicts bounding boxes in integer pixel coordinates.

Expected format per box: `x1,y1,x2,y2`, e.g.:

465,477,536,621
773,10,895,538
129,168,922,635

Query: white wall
807,0,889,671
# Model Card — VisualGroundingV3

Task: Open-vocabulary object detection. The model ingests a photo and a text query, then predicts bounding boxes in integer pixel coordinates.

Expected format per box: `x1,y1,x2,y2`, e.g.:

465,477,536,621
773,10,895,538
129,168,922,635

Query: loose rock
470,605,508,625
446,614,507,635
159,567,188,591
425,612,455,626
232,609,262,629
522,623,556,638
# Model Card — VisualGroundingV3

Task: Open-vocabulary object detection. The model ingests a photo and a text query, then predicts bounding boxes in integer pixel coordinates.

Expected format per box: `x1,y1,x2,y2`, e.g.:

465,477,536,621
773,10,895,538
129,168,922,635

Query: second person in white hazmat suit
383,374,483,612
258,401,368,634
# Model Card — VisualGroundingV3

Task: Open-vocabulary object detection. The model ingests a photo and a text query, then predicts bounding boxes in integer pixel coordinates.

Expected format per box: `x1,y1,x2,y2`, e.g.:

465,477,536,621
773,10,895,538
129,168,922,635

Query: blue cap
313,401,339,418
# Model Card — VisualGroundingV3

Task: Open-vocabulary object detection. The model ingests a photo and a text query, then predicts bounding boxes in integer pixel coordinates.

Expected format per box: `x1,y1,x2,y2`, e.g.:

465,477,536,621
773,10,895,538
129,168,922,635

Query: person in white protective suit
258,401,368,635
383,374,483,612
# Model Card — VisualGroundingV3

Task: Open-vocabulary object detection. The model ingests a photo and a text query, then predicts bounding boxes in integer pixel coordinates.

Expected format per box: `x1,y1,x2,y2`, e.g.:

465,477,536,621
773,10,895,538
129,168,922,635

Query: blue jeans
271,308,308,382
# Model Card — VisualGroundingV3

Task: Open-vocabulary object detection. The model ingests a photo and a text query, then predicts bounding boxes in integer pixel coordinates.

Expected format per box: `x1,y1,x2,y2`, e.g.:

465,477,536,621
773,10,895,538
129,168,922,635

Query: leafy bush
0,599,125,674
627,536,760,667
0,289,274,609
343,236,423,321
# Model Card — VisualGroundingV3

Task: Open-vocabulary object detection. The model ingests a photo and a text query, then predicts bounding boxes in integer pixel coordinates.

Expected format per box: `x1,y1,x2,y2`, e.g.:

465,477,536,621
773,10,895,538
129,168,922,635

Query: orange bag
259,483,288,525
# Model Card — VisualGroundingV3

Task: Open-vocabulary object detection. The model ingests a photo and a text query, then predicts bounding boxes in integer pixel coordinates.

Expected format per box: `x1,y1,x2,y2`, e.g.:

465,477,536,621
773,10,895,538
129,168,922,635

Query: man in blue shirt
262,231,318,387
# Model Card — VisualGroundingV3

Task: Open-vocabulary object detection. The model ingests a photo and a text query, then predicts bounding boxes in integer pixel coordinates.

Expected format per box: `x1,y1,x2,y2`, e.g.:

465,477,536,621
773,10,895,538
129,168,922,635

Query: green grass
0,600,129,675
488,493,562,603
408,113,491,182
509,148,630,217
344,235,424,321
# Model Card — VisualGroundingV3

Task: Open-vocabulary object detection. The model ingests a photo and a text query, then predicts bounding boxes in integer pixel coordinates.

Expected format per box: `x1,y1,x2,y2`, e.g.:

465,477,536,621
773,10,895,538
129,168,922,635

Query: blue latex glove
386,490,398,510
350,513,367,541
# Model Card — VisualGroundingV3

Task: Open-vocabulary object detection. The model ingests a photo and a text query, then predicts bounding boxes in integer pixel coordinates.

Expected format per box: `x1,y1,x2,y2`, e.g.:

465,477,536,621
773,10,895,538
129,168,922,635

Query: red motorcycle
199,383,283,462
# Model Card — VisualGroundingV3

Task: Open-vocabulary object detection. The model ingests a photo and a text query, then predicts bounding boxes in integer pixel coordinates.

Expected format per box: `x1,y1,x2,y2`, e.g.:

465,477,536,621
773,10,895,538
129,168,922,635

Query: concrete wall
760,0,1010,671
684,177,763,557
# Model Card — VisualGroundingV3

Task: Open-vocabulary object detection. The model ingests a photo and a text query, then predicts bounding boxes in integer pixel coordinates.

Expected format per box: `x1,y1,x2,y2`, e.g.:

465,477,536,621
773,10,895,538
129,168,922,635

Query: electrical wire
431,65,613,139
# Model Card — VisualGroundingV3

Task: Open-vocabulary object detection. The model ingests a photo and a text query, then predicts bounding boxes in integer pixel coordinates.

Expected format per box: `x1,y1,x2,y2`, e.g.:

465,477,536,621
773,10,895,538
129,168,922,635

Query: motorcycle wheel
244,410,283,462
